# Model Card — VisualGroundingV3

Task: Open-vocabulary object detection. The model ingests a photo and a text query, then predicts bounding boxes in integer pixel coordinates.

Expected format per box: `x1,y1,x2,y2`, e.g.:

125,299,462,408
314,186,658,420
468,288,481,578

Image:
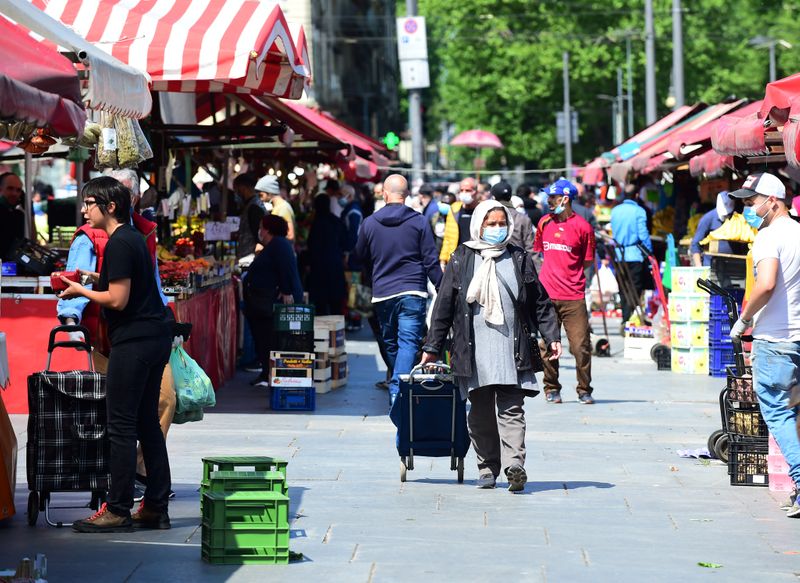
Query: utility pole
644,0,657,125
626,35,634,137
616,68,625,144
406,0,424,183
672,0,684,108
563,51,572,173
769,43,777,82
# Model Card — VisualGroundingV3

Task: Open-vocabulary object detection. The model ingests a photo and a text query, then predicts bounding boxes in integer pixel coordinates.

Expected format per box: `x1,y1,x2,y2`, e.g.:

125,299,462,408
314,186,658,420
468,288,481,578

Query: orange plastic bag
0,392,17,520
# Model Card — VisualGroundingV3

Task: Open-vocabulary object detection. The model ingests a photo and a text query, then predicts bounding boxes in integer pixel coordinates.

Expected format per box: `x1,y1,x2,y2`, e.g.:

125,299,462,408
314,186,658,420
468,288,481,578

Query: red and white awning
28,0,311,99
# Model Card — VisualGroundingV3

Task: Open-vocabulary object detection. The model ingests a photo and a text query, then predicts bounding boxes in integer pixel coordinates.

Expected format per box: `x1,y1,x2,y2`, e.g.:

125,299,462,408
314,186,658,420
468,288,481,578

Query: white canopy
0,0,152,118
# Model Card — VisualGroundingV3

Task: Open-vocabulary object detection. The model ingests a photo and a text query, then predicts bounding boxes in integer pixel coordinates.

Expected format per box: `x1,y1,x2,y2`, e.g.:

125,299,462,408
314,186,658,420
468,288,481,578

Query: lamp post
749,36,793,82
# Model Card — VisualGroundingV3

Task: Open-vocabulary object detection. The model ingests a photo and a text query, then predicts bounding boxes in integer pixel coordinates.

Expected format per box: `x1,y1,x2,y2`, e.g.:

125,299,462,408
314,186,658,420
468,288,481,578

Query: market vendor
233,173,265,258
0,172,24,261
691,190,735,266
256,174,295,242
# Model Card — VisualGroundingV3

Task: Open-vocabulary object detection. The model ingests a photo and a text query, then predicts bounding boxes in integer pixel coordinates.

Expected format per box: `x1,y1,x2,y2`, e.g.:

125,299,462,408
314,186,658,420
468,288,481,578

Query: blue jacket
342,200,364,270
690,210,731,264
355,203,442,299
246,236,303,302
610,199,652,262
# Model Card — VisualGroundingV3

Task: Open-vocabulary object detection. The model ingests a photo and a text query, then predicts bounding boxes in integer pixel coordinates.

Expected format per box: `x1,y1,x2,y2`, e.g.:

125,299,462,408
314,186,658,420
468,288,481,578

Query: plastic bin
202,491,289,528
668,293,709,322
271,386,315,411
207,471,287,496
710,342,735,376
728,436,768,487
708,317,732,343
710,289,746,314
273,304,314,333
670,266,711,293
723,396,768,438
201,543,289,565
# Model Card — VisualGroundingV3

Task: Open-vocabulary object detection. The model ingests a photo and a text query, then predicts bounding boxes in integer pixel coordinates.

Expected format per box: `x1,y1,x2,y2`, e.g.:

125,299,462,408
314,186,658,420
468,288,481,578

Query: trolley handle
697,278,741,324
46,325,94,372
635,242,653,258
408,362,452,387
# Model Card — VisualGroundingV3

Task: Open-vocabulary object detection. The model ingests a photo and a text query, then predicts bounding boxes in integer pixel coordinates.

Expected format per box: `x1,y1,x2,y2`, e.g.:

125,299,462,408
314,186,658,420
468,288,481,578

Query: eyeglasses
81,199,100,210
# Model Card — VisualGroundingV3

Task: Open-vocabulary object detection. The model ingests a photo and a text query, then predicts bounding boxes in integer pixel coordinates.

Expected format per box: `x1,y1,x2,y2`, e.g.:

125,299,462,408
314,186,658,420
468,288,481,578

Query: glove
68,331,85,343
730,317,752,340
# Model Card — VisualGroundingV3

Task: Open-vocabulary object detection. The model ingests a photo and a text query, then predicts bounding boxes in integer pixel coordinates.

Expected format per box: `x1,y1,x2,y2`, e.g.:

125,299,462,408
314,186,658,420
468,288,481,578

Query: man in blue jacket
356,174,443,402
610,189,653,323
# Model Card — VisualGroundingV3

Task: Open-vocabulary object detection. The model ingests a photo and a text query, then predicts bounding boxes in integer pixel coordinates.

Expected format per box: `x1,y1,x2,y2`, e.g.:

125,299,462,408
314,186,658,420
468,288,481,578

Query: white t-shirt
751,216,800,342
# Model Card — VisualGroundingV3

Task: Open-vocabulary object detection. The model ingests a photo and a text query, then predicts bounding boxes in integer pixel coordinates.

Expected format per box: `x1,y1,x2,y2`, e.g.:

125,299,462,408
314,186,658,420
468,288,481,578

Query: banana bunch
157,245,179,262
699,212,757,245
651,207,675,236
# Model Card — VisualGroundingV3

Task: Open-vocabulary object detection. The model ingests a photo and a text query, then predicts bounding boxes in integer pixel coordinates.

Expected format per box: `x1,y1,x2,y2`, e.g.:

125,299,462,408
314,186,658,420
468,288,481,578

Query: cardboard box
668,293,709,322
670,266,710,293
314,379,333,394
670,321,708,349
671,347,709,375
315,316,346,356
314,367,332,381
269,351,314,368
332,353,348,380
623,336,658,361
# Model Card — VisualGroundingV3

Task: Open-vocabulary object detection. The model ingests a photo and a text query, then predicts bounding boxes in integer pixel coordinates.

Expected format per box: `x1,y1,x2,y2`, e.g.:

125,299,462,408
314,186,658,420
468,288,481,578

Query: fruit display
651,207,675,237
700,212,758,245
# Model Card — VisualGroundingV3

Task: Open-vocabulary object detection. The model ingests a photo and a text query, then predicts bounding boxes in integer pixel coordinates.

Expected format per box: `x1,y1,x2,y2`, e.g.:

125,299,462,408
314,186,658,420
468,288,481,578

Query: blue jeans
374,295,427,401
752,339,800,487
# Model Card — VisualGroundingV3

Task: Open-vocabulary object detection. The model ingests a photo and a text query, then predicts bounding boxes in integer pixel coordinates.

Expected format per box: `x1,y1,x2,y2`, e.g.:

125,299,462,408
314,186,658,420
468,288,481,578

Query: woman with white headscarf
420,200,562,492
690,190,738,266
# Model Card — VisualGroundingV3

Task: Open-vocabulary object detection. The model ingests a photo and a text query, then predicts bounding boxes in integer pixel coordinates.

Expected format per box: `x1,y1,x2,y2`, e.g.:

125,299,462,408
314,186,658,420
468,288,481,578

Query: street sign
556,110,579,144
396,17,428,61
400,59,430,90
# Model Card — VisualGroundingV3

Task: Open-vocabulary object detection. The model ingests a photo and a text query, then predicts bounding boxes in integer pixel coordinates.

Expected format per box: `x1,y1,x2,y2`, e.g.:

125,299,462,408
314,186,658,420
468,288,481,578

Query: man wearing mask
439,177,480,266
0,172,24,260
256,175,295,242
491,180,533,250
691,191,735,267
533,179,597,405
729,173,800,518
233,173,265,258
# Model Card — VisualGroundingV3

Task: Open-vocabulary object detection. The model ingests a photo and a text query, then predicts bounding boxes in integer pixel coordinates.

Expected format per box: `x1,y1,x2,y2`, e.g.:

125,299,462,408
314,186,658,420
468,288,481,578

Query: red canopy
760,73,800,124
711,100,770,157
665,100,748,159
0,16,86,136
689,150,734,178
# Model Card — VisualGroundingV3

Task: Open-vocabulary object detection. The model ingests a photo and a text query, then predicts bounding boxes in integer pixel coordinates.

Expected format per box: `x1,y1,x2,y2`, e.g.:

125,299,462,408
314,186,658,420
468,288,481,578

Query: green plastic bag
170,345,215,414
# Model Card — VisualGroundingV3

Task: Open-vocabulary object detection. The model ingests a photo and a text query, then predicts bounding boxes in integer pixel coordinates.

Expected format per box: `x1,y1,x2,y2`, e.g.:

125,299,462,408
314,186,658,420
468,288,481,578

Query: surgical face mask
482,226,508,245
743,198,772,230
550,196,568,215
338,196,349,208
438,202,450,215
459,192,474,205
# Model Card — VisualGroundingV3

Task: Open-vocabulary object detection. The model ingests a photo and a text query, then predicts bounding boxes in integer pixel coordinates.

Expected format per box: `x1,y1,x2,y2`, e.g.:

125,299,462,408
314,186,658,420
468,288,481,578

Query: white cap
729,172,785,200
255,175,280,195
510,195,525,209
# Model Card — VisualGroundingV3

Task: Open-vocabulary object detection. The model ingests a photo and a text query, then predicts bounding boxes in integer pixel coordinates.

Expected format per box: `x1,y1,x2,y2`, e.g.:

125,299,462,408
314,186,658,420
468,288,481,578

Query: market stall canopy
27,0,310,99
689,149,734,178
603,105,699,162
580,157,605,186
450,129,503,149
0,16,86,136
665,99,748,159
711,101,771,157
1,0,152,118
756,74,800,167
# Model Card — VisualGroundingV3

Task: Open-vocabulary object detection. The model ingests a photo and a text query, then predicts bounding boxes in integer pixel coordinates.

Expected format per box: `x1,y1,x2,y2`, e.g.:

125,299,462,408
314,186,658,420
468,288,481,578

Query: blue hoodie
355,203,442,299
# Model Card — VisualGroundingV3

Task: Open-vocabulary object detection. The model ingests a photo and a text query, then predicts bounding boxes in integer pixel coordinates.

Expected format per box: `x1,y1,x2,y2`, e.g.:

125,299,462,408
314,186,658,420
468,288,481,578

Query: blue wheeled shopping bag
389,364,470,483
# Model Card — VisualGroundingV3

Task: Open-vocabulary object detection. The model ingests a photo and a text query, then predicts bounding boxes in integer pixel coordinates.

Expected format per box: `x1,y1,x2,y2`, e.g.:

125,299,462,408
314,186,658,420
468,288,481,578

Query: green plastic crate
202,521,290,551
273,304,314,333
202,491,289,530
202,456,288,483
207,471,287,496
201,543,289,565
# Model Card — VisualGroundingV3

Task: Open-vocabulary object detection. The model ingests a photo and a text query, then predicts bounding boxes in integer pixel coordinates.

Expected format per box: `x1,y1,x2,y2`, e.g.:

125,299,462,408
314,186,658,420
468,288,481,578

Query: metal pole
616,68,625,144
611,100,618,146
626,36,634,137
644,0,657,125
23,153,32,240
769,43,776,82
406,0,424,184
672,0,684,108
563,51,572,173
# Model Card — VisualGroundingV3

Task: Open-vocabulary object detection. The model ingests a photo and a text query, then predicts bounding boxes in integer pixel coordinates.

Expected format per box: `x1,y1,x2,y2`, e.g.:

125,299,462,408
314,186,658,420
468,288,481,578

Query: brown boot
131,500,171,530
72,503,133,533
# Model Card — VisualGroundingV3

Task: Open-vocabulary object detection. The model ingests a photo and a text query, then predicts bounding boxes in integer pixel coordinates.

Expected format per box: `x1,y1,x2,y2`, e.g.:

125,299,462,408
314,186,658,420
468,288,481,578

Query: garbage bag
170,344,215,414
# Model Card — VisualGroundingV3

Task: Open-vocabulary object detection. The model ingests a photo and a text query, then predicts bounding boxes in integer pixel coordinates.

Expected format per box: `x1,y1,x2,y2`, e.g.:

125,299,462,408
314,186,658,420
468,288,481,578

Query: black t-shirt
457,209,474,245
98,224,168,345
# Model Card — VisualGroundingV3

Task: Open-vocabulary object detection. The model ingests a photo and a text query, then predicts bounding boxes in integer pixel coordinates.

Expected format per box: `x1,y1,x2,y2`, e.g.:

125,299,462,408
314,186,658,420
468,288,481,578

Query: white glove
730,317,752,340
68,331,85,343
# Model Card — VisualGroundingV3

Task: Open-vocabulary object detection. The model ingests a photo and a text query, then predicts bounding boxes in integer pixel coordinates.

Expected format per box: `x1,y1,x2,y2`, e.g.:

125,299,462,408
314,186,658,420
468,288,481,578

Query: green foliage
417,0,800,170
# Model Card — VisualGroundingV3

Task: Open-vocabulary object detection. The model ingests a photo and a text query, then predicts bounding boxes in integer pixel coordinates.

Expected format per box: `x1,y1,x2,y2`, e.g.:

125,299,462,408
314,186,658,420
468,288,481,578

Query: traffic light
382,131,400,150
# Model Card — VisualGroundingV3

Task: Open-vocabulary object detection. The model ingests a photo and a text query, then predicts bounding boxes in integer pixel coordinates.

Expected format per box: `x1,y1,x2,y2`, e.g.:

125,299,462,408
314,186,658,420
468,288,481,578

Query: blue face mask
482,226,508,245
551,196,569,215
743,199,771,230
338,197,349,208
438,202,450,215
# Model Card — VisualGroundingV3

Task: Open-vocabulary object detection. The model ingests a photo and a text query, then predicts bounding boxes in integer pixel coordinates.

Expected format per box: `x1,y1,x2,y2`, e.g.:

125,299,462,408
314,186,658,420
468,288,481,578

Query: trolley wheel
707,429,725,454
650,343,668,362
714,433,730,464
457,458,464,484
400,457,407,483
27,492,39,526
595,338,611,357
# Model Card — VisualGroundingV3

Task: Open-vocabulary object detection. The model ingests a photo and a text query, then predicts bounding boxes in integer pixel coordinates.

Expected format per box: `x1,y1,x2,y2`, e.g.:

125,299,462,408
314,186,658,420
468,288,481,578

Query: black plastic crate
12,239,60,275
656,347,671,371
273,330,314,352
722,394,768,438
726,366,756,403
273,304,314,333
728,435,768,487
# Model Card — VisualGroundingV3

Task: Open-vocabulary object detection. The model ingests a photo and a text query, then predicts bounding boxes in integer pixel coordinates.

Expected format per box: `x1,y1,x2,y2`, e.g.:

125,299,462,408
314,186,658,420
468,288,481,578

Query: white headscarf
463,200,514,325
716,190,734,221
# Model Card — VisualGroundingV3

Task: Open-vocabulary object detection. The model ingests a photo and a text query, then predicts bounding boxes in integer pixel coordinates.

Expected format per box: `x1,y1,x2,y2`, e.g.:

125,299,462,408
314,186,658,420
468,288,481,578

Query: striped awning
29,0,311,99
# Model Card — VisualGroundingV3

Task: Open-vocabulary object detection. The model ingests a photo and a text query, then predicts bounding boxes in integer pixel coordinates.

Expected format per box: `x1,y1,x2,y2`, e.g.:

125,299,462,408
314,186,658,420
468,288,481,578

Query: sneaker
131,500,171,530
374,380,389,391
545,392,562,404
133,481,145,503
780,489,797,511
578,393,595,405
505,464,527,492
476,473,496,489
787,498,800,519
72,503,133,533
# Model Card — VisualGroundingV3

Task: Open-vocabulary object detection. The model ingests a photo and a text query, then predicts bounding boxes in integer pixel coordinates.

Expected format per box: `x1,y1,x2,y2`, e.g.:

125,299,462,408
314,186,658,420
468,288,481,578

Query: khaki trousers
467,385,526,477
539,299,593,395
93,353,176,477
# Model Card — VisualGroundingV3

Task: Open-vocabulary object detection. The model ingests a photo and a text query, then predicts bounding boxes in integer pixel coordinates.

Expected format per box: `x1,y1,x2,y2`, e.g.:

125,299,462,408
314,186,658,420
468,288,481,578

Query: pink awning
610,105,698,159
665,100,749,159
711,101,770,157
580,157,605,185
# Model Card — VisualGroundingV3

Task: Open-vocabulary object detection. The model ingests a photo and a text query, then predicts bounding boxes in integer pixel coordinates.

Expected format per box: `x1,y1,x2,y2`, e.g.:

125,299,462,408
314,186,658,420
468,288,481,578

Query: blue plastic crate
270,386,315,411
709,344,736,374
710,290,745,313
709,318,732,342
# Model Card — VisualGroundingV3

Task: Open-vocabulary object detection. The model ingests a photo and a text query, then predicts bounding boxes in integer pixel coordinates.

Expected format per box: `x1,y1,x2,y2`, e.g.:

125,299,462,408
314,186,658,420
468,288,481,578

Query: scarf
463,200,514,326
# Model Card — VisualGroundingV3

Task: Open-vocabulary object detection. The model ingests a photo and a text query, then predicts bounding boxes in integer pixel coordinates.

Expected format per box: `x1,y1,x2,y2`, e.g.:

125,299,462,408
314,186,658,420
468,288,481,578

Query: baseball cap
729,172,785,200
546,178,578,199
490,180,513,201
255,174,280,195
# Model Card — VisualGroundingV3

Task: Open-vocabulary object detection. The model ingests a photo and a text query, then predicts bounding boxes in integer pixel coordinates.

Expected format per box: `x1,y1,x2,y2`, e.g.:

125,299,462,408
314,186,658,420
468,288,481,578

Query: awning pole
23,152,32,240
75,160,84,226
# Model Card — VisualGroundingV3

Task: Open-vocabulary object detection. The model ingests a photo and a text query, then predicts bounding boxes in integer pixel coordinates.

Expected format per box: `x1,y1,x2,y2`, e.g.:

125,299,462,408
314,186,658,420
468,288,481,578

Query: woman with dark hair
58,176,172,532
307,194,348,316
243,214,304,387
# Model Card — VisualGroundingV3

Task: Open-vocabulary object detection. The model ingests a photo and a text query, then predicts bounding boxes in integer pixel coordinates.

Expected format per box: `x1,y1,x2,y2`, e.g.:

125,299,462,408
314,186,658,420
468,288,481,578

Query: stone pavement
1,321,798,582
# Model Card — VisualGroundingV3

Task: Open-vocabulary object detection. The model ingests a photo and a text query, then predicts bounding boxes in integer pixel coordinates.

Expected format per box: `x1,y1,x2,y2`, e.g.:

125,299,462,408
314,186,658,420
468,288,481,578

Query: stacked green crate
200,457,290,565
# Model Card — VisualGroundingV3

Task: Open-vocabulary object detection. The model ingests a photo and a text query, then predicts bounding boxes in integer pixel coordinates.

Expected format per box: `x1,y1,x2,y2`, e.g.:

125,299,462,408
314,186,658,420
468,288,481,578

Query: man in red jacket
533,179,597,405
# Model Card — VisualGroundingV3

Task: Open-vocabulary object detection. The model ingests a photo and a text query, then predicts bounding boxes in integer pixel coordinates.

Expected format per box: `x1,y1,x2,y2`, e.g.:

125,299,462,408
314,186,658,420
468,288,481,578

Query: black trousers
621,261,648,323
105,335,171,516
246,312,274,375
